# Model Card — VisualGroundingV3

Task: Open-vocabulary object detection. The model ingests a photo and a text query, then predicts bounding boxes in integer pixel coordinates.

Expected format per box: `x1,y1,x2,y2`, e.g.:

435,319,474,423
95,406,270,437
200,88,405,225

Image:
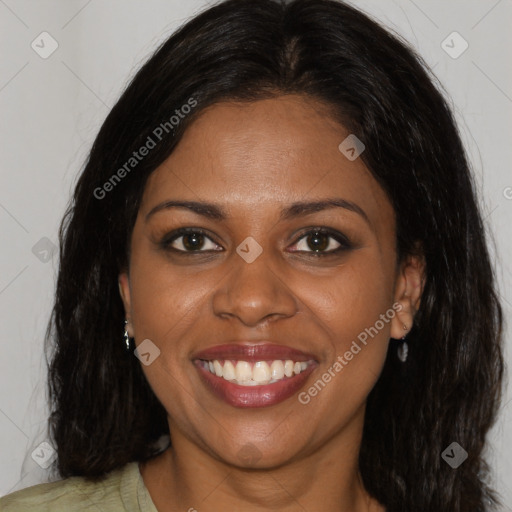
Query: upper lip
192,343,318,362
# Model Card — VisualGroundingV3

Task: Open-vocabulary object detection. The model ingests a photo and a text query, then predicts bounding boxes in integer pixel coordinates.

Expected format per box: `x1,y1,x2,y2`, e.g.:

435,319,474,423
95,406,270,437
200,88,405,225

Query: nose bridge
212,243,297,326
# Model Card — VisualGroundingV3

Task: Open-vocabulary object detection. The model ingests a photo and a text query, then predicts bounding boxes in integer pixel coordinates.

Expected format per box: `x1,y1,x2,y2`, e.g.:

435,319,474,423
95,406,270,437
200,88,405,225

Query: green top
0,462,158,511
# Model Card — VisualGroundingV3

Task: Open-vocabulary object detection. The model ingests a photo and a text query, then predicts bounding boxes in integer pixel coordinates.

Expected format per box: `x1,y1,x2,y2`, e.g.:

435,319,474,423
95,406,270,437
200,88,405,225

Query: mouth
192,343,319,408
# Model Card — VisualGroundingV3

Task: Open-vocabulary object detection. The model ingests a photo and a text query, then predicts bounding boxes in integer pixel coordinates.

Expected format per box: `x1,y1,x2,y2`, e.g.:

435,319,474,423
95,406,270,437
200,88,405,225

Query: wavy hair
45,0,504,510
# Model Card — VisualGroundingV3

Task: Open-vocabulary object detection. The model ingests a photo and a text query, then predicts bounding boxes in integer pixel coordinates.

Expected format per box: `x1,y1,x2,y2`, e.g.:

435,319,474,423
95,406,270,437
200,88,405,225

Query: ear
118,271,134,337
390,247,425,340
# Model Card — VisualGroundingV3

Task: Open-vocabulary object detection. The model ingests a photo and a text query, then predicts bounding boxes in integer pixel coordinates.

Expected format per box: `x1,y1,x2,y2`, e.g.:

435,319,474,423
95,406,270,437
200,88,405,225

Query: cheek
314,252,394,372
126,249,211,422
295,255,394,429
127,242,211,344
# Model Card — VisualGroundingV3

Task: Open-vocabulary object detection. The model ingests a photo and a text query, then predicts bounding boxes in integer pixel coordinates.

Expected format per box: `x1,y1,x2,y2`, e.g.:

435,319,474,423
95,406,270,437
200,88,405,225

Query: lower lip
193,360,317,408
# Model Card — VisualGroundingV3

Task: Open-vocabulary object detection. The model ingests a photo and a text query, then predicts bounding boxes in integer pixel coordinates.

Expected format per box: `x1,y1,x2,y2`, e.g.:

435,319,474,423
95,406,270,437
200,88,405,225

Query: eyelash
159,227,352,257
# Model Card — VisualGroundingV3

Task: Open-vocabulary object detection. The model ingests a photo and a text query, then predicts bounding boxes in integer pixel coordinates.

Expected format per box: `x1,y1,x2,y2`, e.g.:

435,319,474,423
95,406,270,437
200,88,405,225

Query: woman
0,0,504,510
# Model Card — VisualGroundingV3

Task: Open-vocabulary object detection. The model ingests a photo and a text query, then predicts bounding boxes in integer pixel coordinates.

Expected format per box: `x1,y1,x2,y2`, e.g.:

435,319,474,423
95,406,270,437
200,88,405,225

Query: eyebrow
145,198,370,225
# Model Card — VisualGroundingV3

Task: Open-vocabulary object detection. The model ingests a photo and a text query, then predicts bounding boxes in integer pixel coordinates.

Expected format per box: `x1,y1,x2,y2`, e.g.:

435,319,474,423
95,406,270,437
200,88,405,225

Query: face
119,95,423,468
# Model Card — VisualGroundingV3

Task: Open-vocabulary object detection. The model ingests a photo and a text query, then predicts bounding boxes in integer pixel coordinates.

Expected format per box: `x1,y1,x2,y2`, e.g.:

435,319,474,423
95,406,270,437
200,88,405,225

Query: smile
198,358,315,385
192,343,319,408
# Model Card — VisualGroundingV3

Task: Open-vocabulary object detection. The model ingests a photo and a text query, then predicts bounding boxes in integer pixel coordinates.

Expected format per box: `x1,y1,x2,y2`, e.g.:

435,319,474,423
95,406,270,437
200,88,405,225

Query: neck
140,407,382,512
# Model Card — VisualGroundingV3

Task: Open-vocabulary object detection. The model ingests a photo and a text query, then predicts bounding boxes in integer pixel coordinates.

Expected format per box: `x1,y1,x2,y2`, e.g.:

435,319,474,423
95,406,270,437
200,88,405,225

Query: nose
212,249,298,327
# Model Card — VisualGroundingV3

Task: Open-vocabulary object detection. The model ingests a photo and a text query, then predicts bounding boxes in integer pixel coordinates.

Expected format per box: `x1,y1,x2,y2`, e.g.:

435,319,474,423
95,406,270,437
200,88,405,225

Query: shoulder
0,462,142,512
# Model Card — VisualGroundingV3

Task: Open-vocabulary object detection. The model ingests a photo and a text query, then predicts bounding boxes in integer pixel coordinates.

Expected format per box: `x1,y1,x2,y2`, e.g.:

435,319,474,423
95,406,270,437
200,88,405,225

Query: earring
123,320,131,352
397,323,408,362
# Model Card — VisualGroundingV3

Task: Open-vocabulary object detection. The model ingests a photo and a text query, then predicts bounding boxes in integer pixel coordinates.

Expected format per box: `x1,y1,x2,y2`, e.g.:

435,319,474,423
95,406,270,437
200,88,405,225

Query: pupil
183,233,203,250
308,232,328,252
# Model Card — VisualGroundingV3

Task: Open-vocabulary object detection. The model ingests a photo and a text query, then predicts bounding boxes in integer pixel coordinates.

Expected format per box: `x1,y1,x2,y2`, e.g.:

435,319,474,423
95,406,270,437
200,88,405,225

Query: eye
289,228,352,256
160,227,352,256
161,228,222,253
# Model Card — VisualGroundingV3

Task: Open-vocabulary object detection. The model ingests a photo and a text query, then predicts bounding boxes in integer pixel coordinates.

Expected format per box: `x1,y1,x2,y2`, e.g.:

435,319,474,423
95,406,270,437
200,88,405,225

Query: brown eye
162,228,222,253
181,232,206,251
304,231,332,252
290,228,352,255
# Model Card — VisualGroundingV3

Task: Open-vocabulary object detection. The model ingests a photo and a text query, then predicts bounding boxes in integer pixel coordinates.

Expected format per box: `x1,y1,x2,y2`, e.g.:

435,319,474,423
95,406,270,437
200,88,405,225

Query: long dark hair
46,0,504,510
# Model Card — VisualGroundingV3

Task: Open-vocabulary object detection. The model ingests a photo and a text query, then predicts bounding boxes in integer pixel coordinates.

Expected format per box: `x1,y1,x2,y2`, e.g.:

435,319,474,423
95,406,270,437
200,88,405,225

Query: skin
119,95,424,512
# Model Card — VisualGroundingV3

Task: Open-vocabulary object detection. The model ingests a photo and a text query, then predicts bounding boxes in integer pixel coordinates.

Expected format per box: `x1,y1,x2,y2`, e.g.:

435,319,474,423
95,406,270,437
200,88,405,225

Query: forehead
140,95,393,231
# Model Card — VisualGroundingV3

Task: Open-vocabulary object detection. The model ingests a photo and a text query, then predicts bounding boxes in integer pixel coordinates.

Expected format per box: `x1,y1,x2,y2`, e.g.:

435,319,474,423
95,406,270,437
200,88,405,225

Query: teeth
213,360,223,377
235,361,252,382
253,361,271,383
270,360,285,380
223,360,236,381
284,360,294,377
202,358,312,385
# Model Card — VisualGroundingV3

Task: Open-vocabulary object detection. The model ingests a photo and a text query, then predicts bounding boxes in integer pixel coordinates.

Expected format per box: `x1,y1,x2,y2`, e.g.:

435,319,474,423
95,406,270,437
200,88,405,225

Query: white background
1,0,511,508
